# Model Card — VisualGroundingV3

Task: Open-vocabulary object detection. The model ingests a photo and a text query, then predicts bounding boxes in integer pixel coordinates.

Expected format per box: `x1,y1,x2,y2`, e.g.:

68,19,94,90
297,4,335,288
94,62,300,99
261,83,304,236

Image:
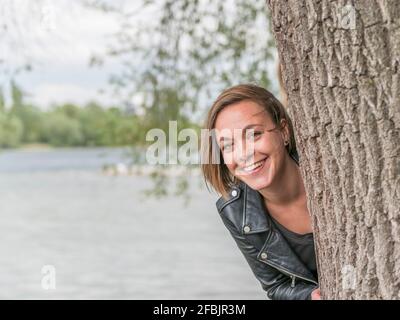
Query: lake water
0,147,265,299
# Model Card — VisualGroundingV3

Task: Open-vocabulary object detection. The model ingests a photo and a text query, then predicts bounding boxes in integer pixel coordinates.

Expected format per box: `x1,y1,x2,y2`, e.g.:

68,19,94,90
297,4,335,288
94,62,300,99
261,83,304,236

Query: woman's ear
280,119,290,144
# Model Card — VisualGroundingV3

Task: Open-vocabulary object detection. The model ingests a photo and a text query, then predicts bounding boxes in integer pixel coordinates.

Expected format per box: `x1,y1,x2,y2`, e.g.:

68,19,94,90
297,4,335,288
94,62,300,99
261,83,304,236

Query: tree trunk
267,0,400,299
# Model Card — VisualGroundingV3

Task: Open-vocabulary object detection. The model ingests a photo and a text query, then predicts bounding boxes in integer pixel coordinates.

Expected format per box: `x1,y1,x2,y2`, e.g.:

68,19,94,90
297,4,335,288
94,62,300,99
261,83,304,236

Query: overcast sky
0,0,133,109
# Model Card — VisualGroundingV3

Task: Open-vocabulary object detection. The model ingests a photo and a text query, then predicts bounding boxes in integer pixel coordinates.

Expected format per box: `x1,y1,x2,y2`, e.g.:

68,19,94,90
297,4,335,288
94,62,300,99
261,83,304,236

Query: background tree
0,84,23,147
9,81,44,143
267,0,400,299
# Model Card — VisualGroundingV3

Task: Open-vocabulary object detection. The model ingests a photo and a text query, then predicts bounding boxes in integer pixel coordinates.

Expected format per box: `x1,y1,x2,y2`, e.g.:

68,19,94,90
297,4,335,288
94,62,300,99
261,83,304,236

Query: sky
0,0,279,112
0,0,133,109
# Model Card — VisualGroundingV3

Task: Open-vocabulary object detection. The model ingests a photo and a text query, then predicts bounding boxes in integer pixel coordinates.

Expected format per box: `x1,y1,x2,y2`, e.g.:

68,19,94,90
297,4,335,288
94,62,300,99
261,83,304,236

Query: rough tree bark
267,0,400,299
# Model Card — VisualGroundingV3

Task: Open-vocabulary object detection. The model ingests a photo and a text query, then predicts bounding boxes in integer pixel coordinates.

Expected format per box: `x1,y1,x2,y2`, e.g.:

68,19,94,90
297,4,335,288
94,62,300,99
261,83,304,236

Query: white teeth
242,159,265,172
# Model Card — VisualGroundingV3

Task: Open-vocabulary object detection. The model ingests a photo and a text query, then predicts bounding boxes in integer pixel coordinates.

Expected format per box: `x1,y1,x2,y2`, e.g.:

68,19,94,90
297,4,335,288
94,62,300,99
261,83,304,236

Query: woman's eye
246,131,262,139
222,144,233,152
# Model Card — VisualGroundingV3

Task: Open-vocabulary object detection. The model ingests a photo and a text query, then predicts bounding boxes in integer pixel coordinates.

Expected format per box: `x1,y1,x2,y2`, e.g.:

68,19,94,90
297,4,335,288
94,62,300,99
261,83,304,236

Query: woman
201,84,321,300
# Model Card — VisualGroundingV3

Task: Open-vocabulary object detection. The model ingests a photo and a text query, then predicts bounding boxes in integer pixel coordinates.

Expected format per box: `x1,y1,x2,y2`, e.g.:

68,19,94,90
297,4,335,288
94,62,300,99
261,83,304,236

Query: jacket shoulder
215,183,247,232
215,184,242,213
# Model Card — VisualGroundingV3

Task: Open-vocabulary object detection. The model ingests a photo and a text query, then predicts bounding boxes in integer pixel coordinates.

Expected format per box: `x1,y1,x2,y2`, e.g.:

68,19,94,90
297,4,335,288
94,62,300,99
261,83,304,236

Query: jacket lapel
242,183,317,282
240,182,270,234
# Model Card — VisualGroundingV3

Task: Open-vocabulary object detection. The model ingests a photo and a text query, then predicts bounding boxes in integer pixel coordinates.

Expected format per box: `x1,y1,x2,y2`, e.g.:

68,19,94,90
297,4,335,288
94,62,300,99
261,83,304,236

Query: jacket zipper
260,259,318,286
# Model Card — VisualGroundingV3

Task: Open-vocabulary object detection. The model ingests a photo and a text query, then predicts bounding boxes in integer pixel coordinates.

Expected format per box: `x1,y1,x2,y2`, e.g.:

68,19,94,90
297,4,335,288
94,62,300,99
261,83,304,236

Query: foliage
0,112,23,148
0,82,194,148
40,112,84,147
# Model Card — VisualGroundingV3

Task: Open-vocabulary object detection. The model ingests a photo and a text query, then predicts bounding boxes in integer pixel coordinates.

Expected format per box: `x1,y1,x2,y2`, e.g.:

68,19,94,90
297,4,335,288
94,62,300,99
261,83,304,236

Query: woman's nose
235,145,254,165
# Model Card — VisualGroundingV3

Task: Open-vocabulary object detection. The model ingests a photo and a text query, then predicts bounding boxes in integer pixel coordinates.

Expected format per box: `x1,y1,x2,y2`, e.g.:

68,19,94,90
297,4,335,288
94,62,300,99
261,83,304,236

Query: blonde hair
201,83,297,200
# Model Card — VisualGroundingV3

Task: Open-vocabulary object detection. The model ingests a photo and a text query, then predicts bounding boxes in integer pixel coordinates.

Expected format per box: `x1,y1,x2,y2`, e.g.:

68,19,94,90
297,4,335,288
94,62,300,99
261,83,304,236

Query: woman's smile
236,156,269,176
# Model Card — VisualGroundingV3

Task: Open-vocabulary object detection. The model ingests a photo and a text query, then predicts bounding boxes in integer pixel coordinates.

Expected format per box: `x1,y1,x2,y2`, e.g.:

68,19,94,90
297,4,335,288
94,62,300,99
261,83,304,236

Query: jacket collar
237,181,318,282
239,182,271,235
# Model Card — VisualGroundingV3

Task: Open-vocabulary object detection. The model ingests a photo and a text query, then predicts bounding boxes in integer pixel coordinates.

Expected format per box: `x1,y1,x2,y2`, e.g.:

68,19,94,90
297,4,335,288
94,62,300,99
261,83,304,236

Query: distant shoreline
0,144,140,152
18,143,53,150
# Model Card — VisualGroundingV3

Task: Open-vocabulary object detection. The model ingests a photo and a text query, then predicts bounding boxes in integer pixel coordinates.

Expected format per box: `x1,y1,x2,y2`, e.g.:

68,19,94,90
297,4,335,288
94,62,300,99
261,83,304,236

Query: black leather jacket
216,178,319,300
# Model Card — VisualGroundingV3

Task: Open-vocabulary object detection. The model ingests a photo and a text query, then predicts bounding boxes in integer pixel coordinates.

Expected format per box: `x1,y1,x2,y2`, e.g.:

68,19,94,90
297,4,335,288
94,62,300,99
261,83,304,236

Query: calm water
0,148,265,299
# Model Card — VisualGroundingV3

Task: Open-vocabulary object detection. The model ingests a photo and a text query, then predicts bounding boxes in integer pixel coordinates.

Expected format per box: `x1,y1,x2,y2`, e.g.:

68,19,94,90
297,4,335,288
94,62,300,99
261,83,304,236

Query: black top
270,216,318,280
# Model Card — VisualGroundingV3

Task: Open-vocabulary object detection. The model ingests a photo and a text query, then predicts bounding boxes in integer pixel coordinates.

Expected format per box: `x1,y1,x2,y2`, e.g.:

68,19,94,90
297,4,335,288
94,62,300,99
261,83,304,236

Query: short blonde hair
201,83,298,200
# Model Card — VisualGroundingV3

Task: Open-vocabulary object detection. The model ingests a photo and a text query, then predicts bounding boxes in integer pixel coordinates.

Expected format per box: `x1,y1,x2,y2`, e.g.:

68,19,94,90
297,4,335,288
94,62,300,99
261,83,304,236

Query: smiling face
214,100,290,191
